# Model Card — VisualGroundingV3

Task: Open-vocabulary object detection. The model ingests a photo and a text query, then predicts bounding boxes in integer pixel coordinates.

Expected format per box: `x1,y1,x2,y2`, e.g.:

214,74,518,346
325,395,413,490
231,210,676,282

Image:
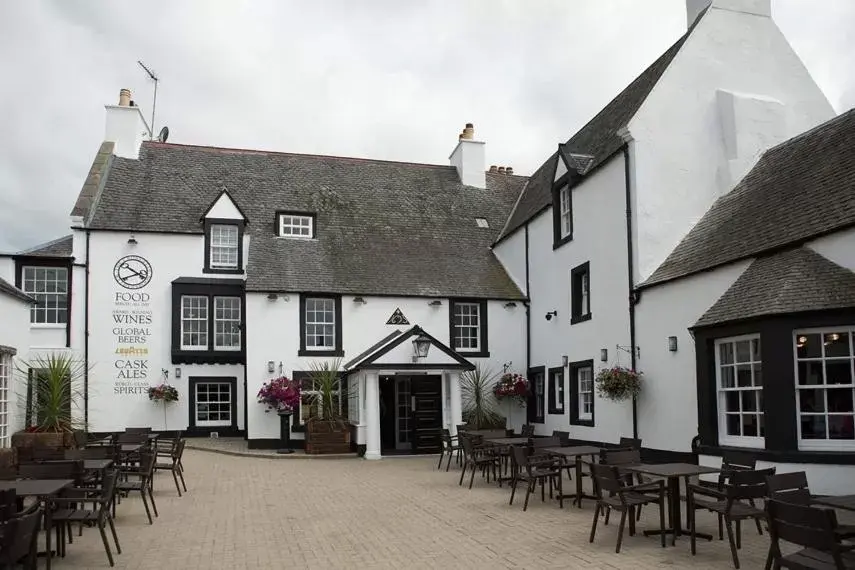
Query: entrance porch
343,325,474,459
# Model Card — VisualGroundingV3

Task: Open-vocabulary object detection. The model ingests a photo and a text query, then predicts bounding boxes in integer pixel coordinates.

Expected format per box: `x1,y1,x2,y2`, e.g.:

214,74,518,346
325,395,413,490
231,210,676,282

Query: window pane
742,415,758,437
801,415,826,439
828,415,855,440
725,391,740,413
736,365,752,387
719,343,734,365
797,334,822,359
741,391,757,412
825,332,851,358
735,341,751,363
726,414,740,436
827,388,854,413
799,389,825,413
826,360,853,385
720,366,735,388
798,361,824,385
753,363,763,386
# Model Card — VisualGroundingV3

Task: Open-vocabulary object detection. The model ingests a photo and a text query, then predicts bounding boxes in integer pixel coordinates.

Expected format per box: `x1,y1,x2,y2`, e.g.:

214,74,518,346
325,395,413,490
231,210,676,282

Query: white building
4,0,855,488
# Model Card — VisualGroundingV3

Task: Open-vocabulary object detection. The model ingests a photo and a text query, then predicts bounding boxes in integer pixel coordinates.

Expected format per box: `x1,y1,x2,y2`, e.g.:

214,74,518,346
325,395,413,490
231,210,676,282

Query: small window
559,187,572,237
715,334,764,448
552,183,573,248
527,367,546,424
209,225,239,268
548,366,565,414
449,299,489,356
570,262,591,324
569,360,595,426
181,295,209,350
279,213,314,238
475,218,489,228
21,266,68,325
0,350,11,447
299,295,343,356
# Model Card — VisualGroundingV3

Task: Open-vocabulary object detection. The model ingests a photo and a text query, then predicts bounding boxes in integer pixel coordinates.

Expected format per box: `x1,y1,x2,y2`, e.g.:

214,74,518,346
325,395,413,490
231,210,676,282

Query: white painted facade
627,1,835,282
0,285,33,443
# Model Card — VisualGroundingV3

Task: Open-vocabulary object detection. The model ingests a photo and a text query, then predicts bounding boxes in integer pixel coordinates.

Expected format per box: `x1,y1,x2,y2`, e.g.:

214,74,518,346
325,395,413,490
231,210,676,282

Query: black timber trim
186,376,241,436
200,189,250,223
694,309,855,455
569,359,595,427
247,290,527,302
14,256,73,347
274,210,317,239
202,218,245,275
298,294,344,357
248,438,307,450
697,444,855,466
345,325,475,374
343,331,402,369
547,365,565,415
570,261,592,325
449,298,490,357
527,365,546,424
171,279,246,365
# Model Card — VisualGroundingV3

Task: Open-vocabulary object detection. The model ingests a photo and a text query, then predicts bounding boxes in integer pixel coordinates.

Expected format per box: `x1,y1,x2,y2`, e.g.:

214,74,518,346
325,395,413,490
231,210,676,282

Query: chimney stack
497,167,506,174
489,165,498,173
449,122,486,189
506,167,513,175
104,88,151,159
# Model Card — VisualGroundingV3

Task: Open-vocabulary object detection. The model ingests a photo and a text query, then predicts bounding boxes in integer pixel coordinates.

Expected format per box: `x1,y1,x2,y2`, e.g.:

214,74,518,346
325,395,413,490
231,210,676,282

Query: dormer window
203,219,244,274
278,212,315,239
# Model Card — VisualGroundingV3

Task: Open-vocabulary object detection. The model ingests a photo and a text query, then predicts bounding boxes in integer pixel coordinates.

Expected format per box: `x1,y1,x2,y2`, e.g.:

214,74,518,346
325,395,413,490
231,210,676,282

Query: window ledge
203,267,244,275
29,324,67,329
171,350,245,365
570,313,592,325
570,418,594,427
547,408,565,415
698,444,855,466
552,234,573,250
456,350,490,358
298,349,344,357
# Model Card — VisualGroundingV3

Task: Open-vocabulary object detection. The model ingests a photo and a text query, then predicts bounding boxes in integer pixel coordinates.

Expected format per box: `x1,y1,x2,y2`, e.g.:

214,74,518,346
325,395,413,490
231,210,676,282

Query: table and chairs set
0,427,189,568
440,427,855,569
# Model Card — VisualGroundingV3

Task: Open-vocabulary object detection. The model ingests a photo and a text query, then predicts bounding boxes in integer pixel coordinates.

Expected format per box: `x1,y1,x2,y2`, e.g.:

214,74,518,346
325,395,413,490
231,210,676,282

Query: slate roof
694,248,855,328
495,16,701,242
17,235,73,258
0,276,34,304
644,109,855,288
88,142,527,299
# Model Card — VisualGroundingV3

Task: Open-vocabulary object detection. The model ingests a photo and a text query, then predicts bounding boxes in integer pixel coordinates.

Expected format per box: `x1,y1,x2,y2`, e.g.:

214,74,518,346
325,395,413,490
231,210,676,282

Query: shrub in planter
595,366,642,402
460,365,504,429
304,359,351,454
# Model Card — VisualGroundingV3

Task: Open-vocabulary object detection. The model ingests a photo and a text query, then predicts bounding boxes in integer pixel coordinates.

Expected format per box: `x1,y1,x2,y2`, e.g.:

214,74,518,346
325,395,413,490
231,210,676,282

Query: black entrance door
410,375,443,454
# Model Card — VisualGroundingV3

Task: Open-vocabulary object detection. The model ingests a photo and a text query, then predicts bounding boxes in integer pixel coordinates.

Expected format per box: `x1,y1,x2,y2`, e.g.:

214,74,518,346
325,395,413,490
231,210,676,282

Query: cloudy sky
0,0,852,252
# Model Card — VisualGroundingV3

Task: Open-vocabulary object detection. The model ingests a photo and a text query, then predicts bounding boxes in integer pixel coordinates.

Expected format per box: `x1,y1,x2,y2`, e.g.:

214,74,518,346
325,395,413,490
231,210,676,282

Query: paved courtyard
52,448,788,569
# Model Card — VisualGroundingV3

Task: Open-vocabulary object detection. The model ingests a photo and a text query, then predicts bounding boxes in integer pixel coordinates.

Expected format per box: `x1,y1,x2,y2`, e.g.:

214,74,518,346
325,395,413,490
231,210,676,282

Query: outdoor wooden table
120,444,142,453
83,458,113,471
483,437,529,446
814,495,855,512
623,463,720,542
544,446,601,507
0,479,74,570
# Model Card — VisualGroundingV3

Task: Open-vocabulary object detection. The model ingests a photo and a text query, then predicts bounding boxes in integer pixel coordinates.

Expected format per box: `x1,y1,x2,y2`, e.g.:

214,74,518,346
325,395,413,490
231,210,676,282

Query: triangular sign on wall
386,308,410,325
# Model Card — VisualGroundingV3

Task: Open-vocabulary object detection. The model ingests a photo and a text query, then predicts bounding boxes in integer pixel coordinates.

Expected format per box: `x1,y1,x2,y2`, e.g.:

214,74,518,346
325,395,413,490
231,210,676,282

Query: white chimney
104,88,151,159
687,0,771,28
449,123,486,189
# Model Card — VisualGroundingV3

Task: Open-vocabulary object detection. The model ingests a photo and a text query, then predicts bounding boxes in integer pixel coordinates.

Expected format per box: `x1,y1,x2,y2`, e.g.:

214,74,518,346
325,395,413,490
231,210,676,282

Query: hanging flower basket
492,373,529,407
257,376,301,414
148,384,179,403
595,366,642,402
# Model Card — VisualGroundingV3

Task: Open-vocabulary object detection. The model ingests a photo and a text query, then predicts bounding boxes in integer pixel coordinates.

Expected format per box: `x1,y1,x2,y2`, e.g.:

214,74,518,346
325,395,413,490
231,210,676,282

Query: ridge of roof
496,10,708,243
693,248,855,328
643,109,855,288
16,234,73,258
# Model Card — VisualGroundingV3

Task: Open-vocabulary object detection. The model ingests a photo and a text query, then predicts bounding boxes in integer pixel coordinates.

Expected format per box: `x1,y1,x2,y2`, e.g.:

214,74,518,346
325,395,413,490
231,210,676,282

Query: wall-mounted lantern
545,310,558,321
504,302,517,309
174,368,181,379
127,234,138,245
353,297,366,305
267,361,275,373
412,334,431,359
428,300,442,307
600,348,608,362
668,336,678,352
267,293,278,301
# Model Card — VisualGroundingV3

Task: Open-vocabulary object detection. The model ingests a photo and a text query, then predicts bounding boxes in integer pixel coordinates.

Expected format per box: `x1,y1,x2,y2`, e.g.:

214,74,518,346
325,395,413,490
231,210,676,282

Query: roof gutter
84,229,90,428
622,143,639,440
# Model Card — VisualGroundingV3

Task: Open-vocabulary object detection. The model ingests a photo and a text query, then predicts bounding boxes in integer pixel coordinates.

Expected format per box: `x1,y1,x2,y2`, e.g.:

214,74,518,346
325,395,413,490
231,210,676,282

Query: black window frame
171,278,245,365
547,365,565,415
186,376,240,436
527,365,546,424
203,218,245,275
570,261,592,324
298,294,344,357
449,298,490,357
274,210,317,239
569,359,595,427
14,256,73,347
552,181,573,249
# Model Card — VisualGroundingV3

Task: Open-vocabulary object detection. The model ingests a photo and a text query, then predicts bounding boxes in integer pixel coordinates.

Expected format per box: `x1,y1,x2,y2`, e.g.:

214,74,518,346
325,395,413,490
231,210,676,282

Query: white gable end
554,156,568,182
372,339,463,367
205,192,245,220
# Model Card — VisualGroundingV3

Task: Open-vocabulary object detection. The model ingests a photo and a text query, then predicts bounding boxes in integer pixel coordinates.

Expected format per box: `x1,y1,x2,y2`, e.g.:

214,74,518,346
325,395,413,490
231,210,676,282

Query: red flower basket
257,376,301,413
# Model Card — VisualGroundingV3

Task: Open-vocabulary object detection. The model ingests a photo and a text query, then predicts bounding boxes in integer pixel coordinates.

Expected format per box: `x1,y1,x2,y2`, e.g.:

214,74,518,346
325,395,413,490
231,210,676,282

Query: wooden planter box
305,420,351,454
11,431,72,462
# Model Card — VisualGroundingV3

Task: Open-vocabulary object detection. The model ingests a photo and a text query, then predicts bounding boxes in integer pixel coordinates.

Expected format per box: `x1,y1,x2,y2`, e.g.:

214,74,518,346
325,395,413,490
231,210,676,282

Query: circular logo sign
113,255,153,290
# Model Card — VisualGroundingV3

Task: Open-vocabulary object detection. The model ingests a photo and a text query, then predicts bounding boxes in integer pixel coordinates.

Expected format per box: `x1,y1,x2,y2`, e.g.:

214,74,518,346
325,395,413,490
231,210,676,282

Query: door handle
411,396,416,411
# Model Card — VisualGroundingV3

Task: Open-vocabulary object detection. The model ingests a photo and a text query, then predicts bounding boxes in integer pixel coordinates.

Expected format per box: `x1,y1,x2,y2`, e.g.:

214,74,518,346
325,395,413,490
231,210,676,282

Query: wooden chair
589,463,667,553
619,437,642,450
766,472,855,540
766,499,855,569
508,445,562,511
0,502,42,569
520,424,535,437
437,429,461,471
458,435,499,489
0,489,17,522
116,452,158,524
687,467,775,569
154,439,187,496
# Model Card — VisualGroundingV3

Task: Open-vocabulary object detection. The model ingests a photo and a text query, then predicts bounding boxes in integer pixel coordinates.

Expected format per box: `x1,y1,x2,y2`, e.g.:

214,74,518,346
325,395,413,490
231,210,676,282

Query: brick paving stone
47,449,833,570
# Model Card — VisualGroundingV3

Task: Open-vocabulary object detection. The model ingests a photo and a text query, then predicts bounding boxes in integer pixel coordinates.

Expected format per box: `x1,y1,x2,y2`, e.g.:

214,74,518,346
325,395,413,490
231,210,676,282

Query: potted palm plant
12,352,87,458
304,358,351,454
460,365,504,429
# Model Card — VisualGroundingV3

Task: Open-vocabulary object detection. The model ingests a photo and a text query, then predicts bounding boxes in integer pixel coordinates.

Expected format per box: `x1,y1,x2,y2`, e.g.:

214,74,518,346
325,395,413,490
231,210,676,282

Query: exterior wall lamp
267,293,278,301
174,368,181,379
353,297,366,305
127,234,138,245
504,302,517,309
668,336,678,352
267,361,275,373
545,310,558,321
428,300,442,307
412,334,431,358
600,348,608,362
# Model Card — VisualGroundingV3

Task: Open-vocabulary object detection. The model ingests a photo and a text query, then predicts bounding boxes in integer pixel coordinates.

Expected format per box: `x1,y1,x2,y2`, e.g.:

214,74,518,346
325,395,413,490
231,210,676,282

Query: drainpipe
84,229,91,428
524,225,531,374
622,145,638,440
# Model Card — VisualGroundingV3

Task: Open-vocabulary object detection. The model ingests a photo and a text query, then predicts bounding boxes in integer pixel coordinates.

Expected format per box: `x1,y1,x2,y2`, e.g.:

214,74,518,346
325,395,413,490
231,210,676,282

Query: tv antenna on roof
137,60,159,140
